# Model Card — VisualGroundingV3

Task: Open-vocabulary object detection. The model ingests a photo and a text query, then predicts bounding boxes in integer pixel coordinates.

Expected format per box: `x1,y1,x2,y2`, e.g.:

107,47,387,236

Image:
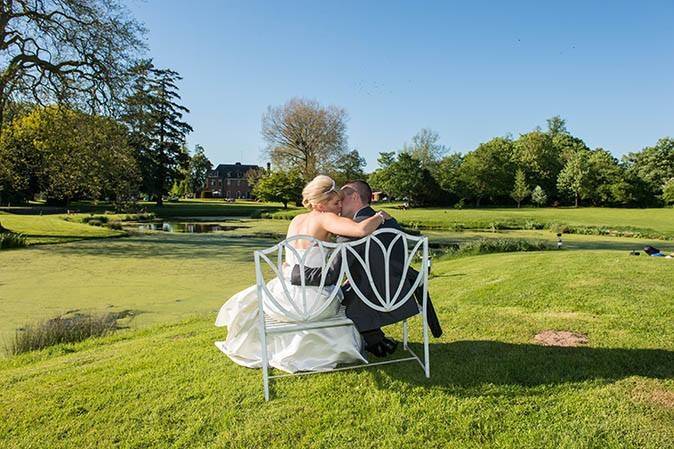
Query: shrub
524,220,545,230
440,238,548,258
107,221,123,230
82,215,109,224
6,313,121,355
0,232,27,249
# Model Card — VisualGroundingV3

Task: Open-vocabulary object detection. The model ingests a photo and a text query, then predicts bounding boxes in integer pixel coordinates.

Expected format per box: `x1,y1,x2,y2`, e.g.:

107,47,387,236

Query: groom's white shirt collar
353,205,370,220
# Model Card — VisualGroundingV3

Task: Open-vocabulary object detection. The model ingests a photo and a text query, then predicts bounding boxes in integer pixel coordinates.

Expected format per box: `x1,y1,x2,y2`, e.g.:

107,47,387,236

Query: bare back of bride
215,175,389,373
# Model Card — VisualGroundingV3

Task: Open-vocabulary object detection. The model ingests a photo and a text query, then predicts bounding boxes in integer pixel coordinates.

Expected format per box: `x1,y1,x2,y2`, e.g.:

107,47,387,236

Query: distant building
204,162,261,199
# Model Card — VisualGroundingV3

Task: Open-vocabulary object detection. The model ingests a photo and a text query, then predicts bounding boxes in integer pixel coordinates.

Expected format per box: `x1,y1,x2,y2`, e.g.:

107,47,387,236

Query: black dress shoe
381,337,398,355
365,342,388,357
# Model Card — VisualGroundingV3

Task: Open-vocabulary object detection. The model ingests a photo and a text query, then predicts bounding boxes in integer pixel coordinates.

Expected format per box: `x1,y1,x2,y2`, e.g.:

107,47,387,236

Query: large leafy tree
0,0,145,130
622,138,674,204
458,137,515,206
332,149,366,185
261,98,347,179
402,128,447,176
252,169,304,208
369,153,443,206
0,105,138,205
512,130,564,199
187,144,212,196
436,152,465,198
585,148,623,205
123,60,192,205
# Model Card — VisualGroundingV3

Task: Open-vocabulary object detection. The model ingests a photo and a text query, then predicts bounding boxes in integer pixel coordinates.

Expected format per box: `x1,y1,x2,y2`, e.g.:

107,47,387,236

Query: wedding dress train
215,246,366,373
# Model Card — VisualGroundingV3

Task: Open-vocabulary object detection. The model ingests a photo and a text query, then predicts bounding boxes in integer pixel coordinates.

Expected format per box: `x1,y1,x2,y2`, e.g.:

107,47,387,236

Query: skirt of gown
214,269,366,373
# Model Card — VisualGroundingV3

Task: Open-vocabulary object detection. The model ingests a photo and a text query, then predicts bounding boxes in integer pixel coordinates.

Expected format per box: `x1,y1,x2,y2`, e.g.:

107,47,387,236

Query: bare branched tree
0,0,146,129
261,98,347,179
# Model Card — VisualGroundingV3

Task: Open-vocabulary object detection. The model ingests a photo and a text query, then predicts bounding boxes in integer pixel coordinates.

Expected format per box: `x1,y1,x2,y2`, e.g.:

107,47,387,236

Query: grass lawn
268,205,674,237
0,212,125,245
1,205,673,447
1,250,673,448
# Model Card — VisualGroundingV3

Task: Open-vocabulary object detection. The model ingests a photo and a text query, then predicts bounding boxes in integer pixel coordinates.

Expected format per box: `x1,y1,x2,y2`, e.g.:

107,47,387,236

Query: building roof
209,162,260,178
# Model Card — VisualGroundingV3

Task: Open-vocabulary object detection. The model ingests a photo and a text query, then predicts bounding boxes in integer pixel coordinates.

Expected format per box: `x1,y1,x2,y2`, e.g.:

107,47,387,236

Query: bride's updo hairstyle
302,175,343,210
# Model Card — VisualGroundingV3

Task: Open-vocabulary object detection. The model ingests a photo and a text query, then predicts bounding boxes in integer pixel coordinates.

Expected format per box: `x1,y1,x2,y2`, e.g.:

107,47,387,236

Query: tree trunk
575,192,579,208
517,200,521,208
476,197,481,207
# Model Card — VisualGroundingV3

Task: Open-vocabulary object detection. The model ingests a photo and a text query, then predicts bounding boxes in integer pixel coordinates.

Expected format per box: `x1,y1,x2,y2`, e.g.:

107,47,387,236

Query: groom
291,180,442,357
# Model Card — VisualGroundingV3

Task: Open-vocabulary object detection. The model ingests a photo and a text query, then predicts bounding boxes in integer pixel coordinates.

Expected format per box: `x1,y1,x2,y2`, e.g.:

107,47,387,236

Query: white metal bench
254,228,430,401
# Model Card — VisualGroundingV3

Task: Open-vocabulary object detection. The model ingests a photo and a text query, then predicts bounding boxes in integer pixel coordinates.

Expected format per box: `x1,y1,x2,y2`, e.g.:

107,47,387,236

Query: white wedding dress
215,245,366,373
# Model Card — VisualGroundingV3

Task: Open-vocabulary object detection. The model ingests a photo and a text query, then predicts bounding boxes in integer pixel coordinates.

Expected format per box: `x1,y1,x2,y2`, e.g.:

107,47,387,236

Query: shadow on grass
372,340,674,395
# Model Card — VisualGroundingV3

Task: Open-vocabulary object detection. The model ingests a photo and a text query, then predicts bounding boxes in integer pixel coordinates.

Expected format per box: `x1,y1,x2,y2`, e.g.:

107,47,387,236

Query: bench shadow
372,340,674,396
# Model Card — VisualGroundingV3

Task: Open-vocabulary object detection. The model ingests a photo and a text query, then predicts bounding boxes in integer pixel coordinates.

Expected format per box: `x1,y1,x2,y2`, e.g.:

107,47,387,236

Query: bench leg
261,339,270,401
402,319,408,350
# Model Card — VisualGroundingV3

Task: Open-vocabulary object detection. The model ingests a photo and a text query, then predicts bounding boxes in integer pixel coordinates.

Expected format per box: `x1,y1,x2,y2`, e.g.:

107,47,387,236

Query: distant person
644,245,666,257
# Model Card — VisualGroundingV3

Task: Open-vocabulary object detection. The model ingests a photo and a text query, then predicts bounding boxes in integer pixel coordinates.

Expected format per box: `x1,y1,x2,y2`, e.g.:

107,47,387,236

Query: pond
131,221,246,233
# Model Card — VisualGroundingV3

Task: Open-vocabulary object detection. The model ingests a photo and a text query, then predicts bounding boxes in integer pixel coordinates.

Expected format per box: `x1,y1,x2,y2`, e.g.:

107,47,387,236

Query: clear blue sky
128,0,674,170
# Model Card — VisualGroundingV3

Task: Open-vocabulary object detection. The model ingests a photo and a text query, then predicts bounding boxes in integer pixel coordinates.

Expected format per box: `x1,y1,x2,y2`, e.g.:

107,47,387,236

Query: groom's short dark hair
344,180,372,204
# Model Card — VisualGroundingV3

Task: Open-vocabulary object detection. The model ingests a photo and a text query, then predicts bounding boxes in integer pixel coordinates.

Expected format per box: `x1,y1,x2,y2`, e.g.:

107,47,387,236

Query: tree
0,0,145,130
557,150,591,207
511,169,531,208
586,148,623,205
369,153,443,206
622,138,674,204
0,105,139,205
332,149,366,185
663,178,674,206
261,98,347,179
531,185,547,207
436,153,465,199
187,144,212,196
546,116,568,136
377,151,396,169
252,170,304,208
402,128,447,175
123,60,192,205
458,137,514,206
513,130,564,200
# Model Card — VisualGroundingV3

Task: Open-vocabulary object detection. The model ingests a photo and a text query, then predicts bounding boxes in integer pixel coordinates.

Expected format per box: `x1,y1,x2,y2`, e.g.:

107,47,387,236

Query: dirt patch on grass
534,330,589,347
631,381,674,409
648,390,674,409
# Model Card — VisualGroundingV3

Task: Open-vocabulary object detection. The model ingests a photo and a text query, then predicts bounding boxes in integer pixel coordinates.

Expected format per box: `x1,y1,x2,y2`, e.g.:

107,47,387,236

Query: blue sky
128,0,674,170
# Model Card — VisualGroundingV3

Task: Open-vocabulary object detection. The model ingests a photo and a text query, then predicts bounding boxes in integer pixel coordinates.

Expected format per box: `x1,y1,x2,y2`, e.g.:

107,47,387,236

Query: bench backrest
254,229,429,322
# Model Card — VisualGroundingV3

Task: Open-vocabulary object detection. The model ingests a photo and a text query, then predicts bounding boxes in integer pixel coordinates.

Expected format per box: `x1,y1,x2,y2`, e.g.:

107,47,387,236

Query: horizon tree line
254,98,674,209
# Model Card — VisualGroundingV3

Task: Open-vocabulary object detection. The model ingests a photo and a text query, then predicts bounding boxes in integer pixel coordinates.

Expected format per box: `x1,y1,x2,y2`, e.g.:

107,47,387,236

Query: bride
215,175,390,373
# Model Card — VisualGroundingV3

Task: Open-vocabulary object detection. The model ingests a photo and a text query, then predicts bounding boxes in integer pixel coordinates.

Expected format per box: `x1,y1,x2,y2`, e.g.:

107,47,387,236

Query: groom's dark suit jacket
290,206,442,338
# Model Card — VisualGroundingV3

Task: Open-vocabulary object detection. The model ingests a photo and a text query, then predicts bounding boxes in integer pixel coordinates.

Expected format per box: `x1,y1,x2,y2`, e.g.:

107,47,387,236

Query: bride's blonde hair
302,175,343,209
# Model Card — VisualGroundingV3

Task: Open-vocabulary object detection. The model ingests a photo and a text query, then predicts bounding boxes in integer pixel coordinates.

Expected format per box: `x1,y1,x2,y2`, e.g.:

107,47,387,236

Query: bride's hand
376,211,391,222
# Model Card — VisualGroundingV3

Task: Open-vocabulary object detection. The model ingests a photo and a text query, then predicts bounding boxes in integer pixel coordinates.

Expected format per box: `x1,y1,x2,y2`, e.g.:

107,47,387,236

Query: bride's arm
319,211,390,238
